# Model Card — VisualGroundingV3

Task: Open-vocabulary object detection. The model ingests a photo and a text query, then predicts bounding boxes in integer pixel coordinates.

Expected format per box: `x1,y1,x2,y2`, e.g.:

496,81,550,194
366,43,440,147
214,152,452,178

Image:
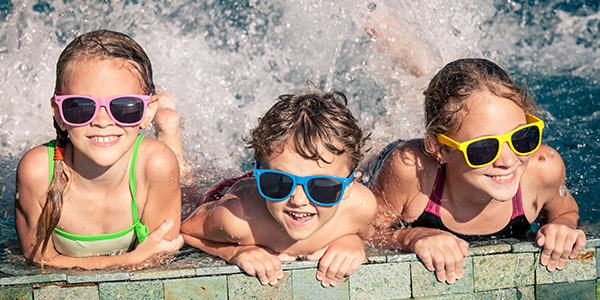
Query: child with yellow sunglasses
369,58,585,284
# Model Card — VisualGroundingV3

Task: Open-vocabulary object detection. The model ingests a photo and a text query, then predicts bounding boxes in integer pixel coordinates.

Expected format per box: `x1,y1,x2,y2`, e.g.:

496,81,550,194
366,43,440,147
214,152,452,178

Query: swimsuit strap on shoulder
47,140,57,182
129,134,149,243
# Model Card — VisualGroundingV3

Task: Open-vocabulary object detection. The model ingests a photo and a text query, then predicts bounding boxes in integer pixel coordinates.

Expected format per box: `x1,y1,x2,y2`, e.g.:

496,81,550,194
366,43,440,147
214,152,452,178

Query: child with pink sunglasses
15,30,183,270
369,58,585,284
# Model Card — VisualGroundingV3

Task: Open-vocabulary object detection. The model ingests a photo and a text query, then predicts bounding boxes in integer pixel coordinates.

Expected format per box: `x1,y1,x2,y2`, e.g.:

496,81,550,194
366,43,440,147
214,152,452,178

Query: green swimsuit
48,135,149,257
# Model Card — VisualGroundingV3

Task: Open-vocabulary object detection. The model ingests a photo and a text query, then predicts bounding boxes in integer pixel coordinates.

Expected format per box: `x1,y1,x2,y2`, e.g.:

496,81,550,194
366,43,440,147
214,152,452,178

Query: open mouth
88,135,121,146
285,211,315,226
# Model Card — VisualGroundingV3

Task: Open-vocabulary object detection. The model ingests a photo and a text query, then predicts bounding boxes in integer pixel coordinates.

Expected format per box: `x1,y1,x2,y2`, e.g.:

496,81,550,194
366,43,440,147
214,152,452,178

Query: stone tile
535,248,596,284
164,276,227,300
349,262,410,300
67,271,129,284
0,273,66,285
411,257,474,298
282,259,318,270
386,252,418,263
473,253,535,291
34,285,100,300
537,280,596,300
473,286,534,300
510,241,539,253
228,272,292,299
291,268,349,299
585,237,600,248
129,267,195,281
0,285,32,300
99,280,163,300
468,240,511,256
414,293,474,300
195,265,242,276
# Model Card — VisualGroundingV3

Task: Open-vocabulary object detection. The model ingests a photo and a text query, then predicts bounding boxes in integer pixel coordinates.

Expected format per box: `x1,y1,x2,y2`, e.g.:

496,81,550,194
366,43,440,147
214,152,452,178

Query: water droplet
559,185,568,197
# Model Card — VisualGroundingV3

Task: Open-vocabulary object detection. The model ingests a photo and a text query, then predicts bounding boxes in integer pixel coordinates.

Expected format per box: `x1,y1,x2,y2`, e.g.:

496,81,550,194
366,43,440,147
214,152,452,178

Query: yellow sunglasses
437,113,544,168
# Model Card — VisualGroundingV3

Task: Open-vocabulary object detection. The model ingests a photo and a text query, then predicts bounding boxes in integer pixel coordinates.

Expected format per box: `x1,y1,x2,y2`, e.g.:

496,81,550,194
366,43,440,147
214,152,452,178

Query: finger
307,247,327,261
570,232,587,259
451,244,465,281
324,255,345,284
278,253,297,263
539,233,555,266
430,250,448,283
158,234,184,252
148,219,174,242
536,231,546,247
547,231,566,272
415,248,435,272
557,234,578,269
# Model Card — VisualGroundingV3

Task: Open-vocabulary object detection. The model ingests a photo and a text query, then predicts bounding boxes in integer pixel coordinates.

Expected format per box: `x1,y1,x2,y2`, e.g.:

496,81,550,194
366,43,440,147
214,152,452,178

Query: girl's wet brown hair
40,30,154,270
423,58,539,157
248,90,368,171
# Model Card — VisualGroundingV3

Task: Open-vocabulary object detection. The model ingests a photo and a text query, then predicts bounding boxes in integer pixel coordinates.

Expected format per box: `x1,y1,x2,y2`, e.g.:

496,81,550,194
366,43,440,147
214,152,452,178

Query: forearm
40,251,144,270
182,233,241,262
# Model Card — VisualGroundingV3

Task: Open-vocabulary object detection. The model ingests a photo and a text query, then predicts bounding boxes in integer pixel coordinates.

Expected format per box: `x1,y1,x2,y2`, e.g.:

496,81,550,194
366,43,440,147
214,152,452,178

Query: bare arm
140,138,182,241
532,145,586,271
15,145,182,270
369,141,468,284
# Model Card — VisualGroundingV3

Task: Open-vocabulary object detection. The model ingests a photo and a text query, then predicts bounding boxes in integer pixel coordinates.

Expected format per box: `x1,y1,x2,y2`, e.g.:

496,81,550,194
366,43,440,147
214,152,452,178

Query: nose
287,184,311,207
492,142,519,168
90,106,113,127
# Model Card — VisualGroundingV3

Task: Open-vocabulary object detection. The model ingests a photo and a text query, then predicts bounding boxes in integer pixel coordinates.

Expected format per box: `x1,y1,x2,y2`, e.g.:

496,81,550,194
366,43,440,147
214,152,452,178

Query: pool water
0,0,598,260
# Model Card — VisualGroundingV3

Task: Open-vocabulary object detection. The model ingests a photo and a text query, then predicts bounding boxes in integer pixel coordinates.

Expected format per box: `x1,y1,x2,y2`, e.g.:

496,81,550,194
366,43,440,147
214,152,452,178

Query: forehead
62,57,144,94
263,139,352,175
454,89,527,139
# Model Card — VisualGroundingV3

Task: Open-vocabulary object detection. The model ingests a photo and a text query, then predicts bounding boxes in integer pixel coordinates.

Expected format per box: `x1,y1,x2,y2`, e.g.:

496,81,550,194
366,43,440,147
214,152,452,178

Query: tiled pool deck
1,237,599,299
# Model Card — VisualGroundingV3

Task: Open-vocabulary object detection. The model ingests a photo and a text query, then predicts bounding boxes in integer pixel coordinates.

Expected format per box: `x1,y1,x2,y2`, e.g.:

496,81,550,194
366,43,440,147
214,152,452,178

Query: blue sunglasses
253,163,356,206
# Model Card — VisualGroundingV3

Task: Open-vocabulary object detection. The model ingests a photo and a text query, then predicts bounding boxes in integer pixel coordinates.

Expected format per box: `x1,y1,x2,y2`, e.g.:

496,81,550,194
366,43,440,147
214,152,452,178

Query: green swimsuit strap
129,135,149,243
50,135,149,242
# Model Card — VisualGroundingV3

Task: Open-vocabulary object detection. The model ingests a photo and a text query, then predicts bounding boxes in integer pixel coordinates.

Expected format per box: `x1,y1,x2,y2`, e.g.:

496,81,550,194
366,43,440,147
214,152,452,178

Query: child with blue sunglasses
180,91,377,286
368,58,585,284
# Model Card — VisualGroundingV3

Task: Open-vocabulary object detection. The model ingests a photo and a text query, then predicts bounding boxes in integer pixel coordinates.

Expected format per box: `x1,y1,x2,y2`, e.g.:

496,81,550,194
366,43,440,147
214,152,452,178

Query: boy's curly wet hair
423,58,539,156
248,90,367,170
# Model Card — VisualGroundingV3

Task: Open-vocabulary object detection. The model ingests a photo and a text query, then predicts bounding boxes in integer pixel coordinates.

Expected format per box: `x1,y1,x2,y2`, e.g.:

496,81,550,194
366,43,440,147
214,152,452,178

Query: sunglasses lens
466,138,499,166
259,172,294,200
511,126,541,154
62,97,96,124
110,97,145,124
307,178,343,205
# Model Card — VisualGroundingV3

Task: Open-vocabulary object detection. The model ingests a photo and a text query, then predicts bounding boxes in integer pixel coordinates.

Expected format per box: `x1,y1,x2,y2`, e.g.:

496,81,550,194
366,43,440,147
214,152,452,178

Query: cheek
315,206,338,221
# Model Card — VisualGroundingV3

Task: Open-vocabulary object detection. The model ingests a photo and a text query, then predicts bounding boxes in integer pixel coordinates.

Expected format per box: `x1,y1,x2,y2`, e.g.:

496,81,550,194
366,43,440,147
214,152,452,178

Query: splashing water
0,0,598,252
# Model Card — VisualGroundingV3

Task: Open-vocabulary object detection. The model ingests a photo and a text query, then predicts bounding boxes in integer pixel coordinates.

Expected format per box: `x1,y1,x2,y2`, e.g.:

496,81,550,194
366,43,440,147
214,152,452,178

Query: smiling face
440,89,531,202
260,140,356,241
53,57,156,168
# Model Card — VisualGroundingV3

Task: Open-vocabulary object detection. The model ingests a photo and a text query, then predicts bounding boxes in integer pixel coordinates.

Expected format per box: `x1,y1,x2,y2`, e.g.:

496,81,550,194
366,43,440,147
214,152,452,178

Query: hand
408,228,469,284
231,245,284,285
536,220,586,271
306,235,365,287
132,219,184,264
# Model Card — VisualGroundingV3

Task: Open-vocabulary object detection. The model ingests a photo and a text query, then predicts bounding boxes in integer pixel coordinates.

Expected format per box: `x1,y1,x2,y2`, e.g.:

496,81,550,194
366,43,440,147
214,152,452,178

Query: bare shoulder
138,137,179,180
343,182,377,221
376,139,432,184
525,144,567,188
184,179,263,243
16,144,51,205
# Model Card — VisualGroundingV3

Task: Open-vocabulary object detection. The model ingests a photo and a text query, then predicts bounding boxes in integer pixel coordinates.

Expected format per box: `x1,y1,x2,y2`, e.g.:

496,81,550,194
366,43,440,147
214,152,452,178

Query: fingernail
162,219,174,229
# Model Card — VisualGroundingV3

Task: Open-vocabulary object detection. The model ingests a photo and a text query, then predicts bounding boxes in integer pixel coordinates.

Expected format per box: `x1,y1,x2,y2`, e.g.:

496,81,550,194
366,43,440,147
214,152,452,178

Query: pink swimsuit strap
425,167,525,219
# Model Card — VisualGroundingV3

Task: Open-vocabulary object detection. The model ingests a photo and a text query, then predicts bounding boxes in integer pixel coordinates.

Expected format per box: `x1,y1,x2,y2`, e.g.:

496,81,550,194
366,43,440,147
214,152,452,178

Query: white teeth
492,174,513,181
288,212,312,218
90,136,117,143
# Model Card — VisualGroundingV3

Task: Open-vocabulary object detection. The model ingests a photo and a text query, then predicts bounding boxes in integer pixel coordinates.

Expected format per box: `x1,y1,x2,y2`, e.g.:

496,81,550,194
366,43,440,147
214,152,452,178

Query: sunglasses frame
436,113,544,168
54,94,153,127
253,163,356,206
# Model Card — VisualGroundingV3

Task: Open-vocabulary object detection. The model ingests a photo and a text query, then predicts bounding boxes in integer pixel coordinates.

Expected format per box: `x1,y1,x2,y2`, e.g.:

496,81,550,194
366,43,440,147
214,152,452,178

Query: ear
140,94,159,129
51,96,68,131
424,135,446,164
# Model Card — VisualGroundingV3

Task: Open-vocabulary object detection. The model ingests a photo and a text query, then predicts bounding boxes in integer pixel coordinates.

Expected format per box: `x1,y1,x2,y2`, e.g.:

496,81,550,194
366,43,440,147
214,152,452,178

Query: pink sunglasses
54,94,152,127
